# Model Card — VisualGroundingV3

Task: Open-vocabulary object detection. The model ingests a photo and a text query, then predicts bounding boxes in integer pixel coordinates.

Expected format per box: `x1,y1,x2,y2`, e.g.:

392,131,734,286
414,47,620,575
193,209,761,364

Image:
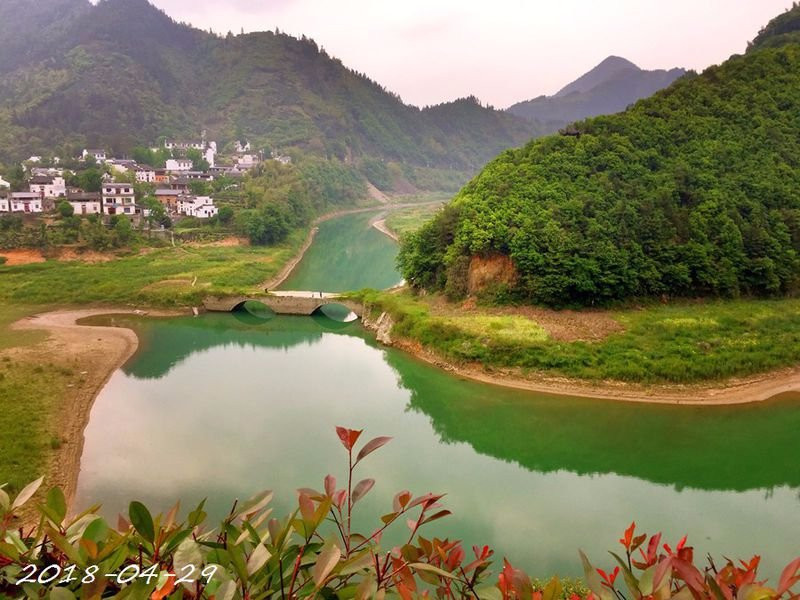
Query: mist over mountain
507,56,686,133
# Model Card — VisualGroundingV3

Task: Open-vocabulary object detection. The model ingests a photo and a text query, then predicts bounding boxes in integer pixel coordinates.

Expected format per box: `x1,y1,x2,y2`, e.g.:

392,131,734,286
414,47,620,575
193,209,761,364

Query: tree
57,200,74,218
186,148,210,171
112,216,134,247
218,205,234,225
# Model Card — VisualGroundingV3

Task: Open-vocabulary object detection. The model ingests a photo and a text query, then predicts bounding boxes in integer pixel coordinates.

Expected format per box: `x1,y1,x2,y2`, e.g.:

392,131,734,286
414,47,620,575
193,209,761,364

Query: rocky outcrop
363,309,394,345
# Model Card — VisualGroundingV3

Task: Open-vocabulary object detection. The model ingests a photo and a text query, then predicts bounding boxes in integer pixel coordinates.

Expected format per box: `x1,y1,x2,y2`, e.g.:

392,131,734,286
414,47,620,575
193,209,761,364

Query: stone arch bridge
203,291,364,317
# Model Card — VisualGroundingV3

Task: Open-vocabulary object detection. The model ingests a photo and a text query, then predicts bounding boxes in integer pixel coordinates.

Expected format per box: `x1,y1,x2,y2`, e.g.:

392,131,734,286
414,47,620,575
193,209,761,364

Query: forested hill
0,0,539,184
507,56,686,134
399,5,800,306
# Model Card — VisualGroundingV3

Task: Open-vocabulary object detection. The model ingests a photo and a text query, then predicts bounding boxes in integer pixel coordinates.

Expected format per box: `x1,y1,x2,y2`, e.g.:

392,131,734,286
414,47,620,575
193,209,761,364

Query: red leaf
335,426,363,451
324,475,336,497
778,557,800,595
355,436,392,464
351,479,375,504
298,492,315,523
620,522,636,550
393,490,412,512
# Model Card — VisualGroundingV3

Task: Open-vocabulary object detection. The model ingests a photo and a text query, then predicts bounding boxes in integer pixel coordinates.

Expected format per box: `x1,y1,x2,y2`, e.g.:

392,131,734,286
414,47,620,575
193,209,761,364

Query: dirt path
12,308,184,510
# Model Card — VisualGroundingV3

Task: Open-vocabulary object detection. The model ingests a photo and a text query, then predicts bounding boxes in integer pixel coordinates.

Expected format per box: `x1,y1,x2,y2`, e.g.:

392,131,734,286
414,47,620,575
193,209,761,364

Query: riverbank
7,308,185,512
358,290,800,405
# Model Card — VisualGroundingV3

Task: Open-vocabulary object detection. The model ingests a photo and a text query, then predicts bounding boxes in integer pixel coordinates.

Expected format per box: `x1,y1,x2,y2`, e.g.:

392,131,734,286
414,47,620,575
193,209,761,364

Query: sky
147,0,794,108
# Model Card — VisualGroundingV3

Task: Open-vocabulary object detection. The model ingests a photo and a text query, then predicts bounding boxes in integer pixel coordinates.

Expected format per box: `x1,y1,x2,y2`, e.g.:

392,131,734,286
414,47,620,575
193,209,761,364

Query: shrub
1,428,798,599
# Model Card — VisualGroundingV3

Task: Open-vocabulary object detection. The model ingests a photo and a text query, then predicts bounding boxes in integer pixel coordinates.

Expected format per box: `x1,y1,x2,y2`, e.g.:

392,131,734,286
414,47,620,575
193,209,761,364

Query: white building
235,140,251,153
166,158,193,172
10,192,47,213
0,176,10,189
178,195,218,219
205,142,216,168
135,165,156,183
29,175,66,198
235,154,260,169
101,183,136,216
82,149,108,162
164,140,205,151
0,194,9,212
66,190,102,215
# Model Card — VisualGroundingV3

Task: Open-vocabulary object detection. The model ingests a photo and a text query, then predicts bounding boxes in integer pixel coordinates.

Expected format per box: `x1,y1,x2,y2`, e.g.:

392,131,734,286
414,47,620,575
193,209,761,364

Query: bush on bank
1,428,799,599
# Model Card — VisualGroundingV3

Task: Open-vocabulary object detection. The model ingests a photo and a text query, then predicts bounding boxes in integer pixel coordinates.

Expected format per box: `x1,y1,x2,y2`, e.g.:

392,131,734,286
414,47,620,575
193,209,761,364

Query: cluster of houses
1,137,292,220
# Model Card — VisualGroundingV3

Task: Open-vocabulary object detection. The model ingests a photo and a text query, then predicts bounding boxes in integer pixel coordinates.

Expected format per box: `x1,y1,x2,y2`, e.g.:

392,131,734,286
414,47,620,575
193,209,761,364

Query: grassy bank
0,305,73,492
356,290,800,384
385,202,444,238
0,232,306,307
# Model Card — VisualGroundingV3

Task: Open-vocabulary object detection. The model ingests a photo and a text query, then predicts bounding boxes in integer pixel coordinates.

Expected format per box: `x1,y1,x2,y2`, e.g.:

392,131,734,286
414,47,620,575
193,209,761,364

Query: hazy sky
148,0,793,108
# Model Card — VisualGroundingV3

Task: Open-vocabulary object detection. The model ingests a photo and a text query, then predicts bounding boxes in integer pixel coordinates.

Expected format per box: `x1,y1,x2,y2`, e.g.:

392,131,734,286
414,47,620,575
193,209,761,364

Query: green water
278,211,402,291
74,211,800,579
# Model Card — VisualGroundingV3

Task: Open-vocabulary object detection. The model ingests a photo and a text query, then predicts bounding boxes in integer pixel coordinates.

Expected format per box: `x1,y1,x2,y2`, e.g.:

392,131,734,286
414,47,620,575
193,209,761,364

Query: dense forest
399,5,800,306
0,0,539,192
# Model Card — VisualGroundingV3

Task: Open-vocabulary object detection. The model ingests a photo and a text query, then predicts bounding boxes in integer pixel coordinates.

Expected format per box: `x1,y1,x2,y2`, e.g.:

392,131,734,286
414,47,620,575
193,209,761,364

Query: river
75,211,800,579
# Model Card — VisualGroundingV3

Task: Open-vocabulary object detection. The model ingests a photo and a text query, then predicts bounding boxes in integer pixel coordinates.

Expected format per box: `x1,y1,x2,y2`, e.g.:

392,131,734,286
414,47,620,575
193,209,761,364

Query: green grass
0,232,306,307
357,291,800,384
385,203,444,238
0,361,70,493
0,305,72,493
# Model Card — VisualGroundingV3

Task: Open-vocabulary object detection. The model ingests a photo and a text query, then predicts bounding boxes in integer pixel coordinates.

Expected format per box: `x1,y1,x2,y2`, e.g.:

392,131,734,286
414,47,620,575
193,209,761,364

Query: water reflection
74,313,800,578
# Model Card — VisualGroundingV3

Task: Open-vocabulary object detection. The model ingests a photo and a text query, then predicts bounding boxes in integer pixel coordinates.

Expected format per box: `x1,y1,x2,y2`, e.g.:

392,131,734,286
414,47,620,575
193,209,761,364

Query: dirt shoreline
12,308,185,511
379,330,800,406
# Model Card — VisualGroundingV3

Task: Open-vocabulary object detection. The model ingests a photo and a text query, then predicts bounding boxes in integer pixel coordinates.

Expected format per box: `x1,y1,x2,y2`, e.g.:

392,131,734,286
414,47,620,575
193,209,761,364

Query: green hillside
0,0,540,189
399,5,800,306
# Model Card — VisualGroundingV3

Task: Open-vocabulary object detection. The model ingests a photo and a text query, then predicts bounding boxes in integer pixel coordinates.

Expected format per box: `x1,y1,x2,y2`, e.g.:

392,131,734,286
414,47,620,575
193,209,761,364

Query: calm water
278,211,402,291
75,211,800,579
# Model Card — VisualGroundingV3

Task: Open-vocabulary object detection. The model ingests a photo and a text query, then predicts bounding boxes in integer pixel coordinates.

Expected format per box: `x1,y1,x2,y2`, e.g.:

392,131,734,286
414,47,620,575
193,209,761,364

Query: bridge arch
312,302,360,322
231,300,276,324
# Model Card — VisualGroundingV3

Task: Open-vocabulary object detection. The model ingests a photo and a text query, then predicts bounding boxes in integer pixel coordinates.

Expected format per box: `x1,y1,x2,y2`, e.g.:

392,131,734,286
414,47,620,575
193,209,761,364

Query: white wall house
0,195,9,212
178,195,218,219
10,192,46,213
164,140,205,151
66,191,102,215
135,166,156,183
29,175,66,198
0,176,10,189
101,183,136,216
82,149,107,162
235,154,260,169
166,158,193,172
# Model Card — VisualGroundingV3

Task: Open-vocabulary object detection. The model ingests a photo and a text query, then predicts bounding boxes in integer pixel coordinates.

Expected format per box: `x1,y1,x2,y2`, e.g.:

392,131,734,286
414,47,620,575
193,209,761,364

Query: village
0,136,291,222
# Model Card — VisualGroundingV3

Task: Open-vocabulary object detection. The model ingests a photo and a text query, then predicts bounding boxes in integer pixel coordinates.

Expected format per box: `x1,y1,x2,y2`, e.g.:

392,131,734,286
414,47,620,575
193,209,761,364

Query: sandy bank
12,308,184,508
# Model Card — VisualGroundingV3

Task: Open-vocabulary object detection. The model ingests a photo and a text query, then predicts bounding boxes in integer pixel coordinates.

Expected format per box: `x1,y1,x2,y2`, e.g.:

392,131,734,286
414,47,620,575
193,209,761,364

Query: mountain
507,57,686,134
0,0,540,189
399,6,800,306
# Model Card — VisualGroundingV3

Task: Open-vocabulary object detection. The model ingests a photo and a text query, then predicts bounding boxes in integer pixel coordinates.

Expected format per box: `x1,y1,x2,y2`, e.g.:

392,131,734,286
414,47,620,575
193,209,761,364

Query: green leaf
542,576,563,600
50,588,77,600
82,517,109,544
246,542,271,576
45,487,67,523
579,550,614,600
610,551,639,597
0,487,10,511
129,501,155,543
409,563,457,579
475,586,503,600
313,542,342,588
11,476,44,509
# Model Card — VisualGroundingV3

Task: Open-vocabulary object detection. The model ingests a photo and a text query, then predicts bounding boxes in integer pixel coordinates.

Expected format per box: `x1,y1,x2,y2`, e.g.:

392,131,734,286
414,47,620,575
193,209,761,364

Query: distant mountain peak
555,56,641,97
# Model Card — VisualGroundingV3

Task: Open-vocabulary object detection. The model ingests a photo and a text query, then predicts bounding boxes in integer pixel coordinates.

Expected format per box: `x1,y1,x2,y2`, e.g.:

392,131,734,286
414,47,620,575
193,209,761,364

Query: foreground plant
0,428,797,599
